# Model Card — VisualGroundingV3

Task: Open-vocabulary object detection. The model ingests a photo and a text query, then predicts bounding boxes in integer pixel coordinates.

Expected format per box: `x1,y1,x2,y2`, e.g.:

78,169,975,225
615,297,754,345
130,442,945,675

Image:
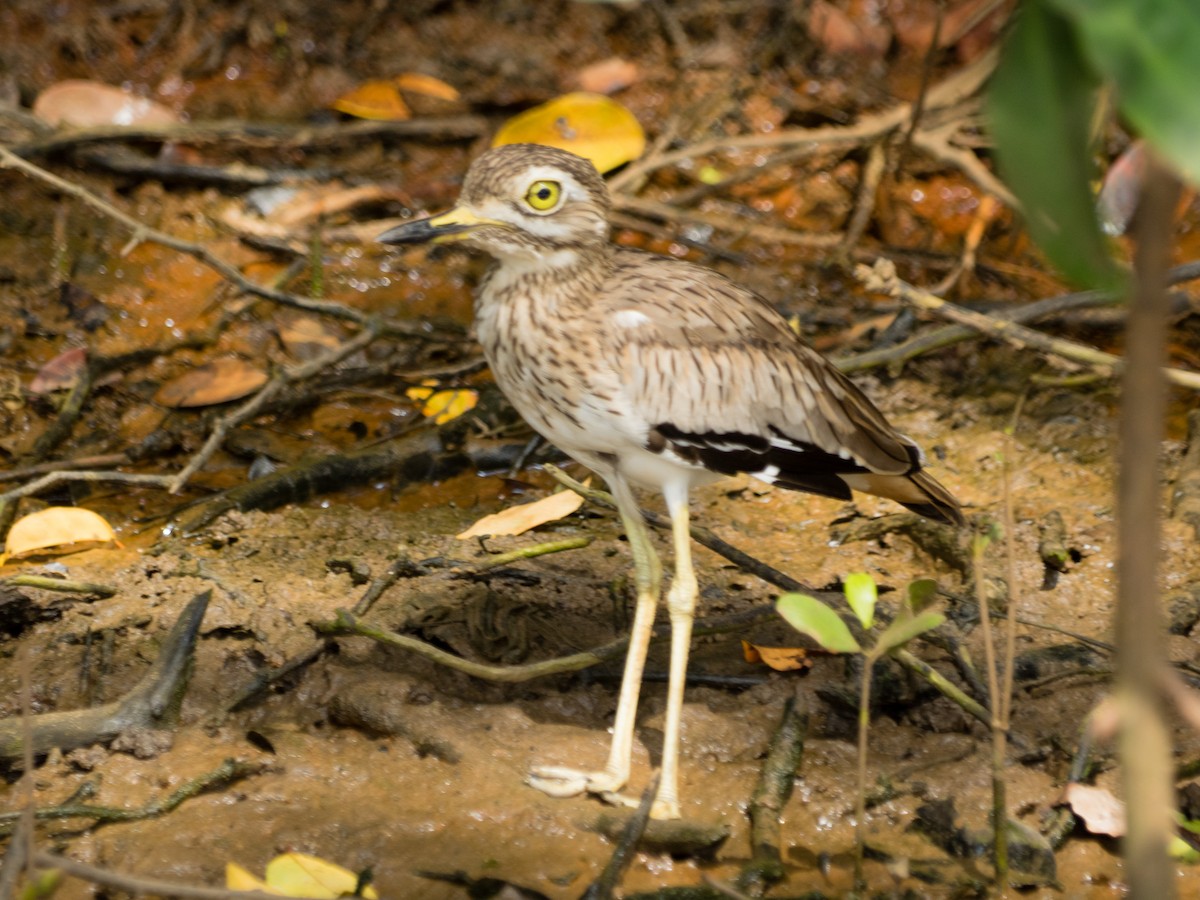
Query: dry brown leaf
3,506,118,562
576,57,639,94
807,0,890,55
492,93,645,174
279,317,343,359
29,347,87,394
33,80,180,127
741,639,813,672
154,358,268,408
1061,783,1125,838
457,489,585,539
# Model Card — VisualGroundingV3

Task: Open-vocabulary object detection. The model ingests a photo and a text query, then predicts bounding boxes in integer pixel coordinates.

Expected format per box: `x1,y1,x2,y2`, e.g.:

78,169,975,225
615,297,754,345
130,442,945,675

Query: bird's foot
527,766,681,819
526,764,627,799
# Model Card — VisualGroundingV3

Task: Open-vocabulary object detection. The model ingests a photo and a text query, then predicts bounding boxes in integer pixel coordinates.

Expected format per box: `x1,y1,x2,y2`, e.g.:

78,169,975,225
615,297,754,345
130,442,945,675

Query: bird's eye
524,180,562,212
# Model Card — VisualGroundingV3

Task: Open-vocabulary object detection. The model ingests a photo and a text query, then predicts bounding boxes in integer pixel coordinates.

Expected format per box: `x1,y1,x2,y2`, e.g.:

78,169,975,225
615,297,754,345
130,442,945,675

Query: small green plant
776,573,944,892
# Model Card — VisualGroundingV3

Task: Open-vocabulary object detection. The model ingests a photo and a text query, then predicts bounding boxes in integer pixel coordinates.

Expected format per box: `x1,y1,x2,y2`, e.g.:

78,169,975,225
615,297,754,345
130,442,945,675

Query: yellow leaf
492,92,645,174
406,385,477,424
226,863,277,893
331,80,411,121
3,507,118,562
394,72,460,101
457,489,585,539
741,639,812,672
262,852,378,899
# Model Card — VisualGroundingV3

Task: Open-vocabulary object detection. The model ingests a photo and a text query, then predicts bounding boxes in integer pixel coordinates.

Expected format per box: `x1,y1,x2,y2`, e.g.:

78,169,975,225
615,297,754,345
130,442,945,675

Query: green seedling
777,574,945,893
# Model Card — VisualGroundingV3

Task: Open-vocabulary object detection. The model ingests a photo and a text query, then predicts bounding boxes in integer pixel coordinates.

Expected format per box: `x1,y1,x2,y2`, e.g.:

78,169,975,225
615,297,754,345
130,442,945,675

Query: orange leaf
154,358,268,408
457,489,586,539
492,93,645,174
741,639,812,672
394,72,460,101
576,57,639,95
3,507,118,562
332,80,411,121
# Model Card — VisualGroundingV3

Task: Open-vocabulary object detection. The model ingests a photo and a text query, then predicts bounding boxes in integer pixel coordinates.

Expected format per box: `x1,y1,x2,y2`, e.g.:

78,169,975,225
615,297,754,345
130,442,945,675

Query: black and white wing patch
649,422,918,502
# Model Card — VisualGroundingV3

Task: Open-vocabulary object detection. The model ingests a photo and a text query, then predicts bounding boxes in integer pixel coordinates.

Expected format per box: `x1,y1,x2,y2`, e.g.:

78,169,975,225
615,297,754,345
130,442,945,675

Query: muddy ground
1,1,1199,897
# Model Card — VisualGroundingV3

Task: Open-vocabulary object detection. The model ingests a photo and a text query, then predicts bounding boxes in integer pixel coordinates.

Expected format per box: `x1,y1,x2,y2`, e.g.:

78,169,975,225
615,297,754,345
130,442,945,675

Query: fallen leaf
492,92,645,173
279,317,343,359
457,489,585,539
29,347,87,394
1098,139,1148,237
331,79,411,120
32,80,180,127
154,358,268,408
2,507,118,563
576,57,639,94
1061,783,1125,838
225,863,274,893
405,383,478,425
394,72,460,101
741,640,813,672
264,851,379,899
807,0,890,55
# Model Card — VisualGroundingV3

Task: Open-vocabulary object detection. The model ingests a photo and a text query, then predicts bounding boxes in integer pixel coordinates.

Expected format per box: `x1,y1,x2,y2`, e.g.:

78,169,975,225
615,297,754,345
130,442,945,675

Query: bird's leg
653,481,698,820
527,476,661,801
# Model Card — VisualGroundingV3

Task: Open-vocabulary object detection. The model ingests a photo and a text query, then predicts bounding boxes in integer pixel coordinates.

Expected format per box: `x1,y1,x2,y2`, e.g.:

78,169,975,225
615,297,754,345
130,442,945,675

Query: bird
377,143,963,820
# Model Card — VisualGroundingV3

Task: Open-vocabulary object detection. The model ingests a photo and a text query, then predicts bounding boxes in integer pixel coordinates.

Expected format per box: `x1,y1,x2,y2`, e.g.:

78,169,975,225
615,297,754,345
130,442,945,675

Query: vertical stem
854,657,874,892
973,536,1008,879
1116,156,1180,899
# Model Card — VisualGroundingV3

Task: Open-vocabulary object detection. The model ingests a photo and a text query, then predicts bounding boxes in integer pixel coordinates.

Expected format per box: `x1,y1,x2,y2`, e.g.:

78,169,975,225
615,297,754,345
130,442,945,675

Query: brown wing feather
596,251,963,526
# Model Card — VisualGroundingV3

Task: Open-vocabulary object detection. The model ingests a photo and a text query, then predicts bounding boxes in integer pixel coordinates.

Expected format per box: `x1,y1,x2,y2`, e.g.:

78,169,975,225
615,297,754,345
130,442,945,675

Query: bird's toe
527,765,626,798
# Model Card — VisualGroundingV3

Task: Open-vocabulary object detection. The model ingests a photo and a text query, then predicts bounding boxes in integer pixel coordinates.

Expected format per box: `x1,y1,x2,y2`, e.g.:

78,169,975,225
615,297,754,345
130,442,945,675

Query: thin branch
167,322,381,493
608,47,998,193
0,471,174,505
856,258,1200,390
34,849,282,900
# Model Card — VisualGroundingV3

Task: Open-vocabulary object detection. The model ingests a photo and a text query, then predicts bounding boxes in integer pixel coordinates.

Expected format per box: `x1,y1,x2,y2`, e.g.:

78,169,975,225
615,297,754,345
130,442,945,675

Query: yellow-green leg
654,480,697,820
527,474,662,800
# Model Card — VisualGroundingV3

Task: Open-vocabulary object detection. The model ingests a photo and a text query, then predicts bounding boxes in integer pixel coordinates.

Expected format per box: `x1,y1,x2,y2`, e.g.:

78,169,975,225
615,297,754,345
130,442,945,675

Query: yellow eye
524,180,561,211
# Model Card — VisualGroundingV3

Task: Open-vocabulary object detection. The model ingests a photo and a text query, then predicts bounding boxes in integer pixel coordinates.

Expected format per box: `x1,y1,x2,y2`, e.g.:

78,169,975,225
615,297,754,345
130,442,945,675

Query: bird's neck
478,244,613,316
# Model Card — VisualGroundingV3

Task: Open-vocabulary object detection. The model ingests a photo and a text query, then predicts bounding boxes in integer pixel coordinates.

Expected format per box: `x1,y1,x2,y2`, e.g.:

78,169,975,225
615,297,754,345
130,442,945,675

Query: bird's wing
599,253,922,500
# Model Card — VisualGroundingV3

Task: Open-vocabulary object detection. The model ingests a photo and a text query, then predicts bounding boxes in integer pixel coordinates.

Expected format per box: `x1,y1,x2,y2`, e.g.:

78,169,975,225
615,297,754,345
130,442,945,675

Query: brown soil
1,2,1199,898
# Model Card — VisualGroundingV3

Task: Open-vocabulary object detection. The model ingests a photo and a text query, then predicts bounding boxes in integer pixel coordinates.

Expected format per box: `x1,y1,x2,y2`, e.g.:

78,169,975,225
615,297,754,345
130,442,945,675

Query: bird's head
377,144,611,262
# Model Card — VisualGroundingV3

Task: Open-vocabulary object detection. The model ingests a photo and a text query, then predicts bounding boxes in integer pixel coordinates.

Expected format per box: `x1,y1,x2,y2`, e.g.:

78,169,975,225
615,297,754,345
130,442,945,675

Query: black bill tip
376,218,458,245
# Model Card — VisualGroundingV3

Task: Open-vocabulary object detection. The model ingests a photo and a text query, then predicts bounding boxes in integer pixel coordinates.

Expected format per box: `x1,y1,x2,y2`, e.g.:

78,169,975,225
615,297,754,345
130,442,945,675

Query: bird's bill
376,207,503,245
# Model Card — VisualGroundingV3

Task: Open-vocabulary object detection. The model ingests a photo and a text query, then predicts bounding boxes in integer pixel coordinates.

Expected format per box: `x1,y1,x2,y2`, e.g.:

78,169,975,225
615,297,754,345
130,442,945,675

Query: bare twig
608,48,998,193
13,114,489,158
613,194,840,248
856,258,1200,390
0,470,174,505
167,322,381,494
1115,154,1179,899
33,847,281,900
839,141,887,253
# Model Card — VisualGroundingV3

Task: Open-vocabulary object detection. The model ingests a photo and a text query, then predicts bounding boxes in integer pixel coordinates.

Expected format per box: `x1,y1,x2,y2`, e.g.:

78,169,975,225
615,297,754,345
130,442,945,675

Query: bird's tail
841,469,964,527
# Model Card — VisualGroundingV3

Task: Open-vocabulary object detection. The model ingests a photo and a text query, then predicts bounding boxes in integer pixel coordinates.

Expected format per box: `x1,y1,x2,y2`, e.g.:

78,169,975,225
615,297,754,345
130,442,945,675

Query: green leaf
904,578,939,616
843,572,877,629
776,593,861,654
874,611,945,656
1049,0,1200,187
986,0,1122,289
